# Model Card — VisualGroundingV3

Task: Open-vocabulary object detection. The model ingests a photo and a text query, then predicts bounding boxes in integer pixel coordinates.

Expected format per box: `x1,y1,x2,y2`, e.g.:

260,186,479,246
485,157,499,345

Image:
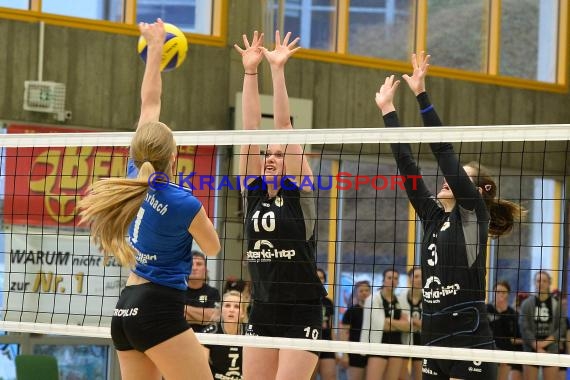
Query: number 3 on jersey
252,210,276,232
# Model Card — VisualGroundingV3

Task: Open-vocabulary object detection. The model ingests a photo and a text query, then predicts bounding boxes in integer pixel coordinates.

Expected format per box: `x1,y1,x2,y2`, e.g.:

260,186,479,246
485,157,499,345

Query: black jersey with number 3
388,93,493,349
244,177,324,303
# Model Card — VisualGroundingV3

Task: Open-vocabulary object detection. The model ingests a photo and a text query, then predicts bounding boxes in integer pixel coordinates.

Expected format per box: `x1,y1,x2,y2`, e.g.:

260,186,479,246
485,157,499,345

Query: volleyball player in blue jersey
234,31,325,380
375,52,525,380
79,19,220,380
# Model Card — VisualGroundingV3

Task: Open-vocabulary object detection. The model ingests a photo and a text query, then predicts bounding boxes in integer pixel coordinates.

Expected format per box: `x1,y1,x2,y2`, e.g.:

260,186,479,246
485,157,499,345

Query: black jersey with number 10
244,177,325,303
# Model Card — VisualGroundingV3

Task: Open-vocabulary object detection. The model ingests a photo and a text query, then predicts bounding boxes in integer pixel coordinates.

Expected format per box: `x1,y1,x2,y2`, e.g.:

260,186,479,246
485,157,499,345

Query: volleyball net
0,123,569,367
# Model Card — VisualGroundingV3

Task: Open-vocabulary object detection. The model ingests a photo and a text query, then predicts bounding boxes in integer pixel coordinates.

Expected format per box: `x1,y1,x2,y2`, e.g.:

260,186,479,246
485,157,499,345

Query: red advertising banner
4,124,217,227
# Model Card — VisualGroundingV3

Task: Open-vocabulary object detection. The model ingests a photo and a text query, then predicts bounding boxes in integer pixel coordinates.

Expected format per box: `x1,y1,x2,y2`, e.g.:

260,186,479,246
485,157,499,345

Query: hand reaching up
402,51,430,96
262,30,300,70
375,75,400,115
234,31,264,73
139,18,166,48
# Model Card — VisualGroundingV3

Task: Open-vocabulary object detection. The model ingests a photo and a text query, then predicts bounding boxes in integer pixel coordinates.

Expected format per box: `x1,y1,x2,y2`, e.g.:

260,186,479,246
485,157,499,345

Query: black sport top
244,177,325,303
387,93,493,348
202,323,243,380
486,304,519,351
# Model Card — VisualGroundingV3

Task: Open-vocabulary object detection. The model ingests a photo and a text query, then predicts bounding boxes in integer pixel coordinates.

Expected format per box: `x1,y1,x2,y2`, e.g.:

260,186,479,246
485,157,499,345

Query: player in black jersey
235,31,324,380
341,280,371,380
486,281,520,380
202,290,246,380
315,268,337,380
376,51,526,380
519,271,565,380
400,267,423,380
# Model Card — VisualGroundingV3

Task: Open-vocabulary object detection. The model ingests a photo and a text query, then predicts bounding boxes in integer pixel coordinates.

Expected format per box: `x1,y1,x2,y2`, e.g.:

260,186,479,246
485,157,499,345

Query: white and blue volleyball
137,23,188,72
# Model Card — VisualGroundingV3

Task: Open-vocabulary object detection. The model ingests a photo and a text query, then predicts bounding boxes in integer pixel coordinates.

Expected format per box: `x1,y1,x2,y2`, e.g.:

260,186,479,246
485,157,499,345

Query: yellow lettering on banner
74,272,84,294
29,150,61,193
44,194,77,223
178,146,195,155
110,154,128,178
31,271,65,293
32,271,53,292
92,151,128,182
61,147,92,190
176,156,195,175
176,146,196,174
92,151,112,183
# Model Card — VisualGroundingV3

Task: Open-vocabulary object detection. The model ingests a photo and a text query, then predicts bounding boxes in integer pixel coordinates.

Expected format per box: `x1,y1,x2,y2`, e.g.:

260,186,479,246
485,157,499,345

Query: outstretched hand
263,31,300,69
234,31,265,72
402,51,430,96
375,75,400,115
139,18,166,47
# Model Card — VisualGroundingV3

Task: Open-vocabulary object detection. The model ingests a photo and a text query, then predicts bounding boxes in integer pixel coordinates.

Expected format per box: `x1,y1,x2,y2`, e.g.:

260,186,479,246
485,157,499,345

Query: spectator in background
360,269,409,380
202,290,247,380
519,271,565,380
185,251,221,331
314,268,337,380
399,267,422,380
223,277,252,323
486,280,520,380
340,280,371,380
511,291,530,380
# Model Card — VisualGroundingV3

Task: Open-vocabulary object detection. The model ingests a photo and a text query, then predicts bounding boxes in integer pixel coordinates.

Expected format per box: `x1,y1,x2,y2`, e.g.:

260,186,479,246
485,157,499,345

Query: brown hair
465,161,527,237
78,122,176,266
494,280,511,292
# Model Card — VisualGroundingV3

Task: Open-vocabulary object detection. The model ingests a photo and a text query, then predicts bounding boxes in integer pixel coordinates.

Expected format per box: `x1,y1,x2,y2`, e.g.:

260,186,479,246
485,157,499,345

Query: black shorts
348,354,368,368
422,349,497,380
111,282,189,352
246,299,322,340
319,351,336,359
510,363,523,371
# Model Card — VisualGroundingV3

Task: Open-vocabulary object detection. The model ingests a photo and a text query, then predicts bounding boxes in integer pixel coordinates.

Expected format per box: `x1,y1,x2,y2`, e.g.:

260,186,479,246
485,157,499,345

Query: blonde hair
78,122,176,266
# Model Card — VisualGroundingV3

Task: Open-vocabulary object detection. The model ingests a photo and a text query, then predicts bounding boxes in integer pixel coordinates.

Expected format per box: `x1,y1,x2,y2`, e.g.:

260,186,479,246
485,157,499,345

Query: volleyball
137,23,188,72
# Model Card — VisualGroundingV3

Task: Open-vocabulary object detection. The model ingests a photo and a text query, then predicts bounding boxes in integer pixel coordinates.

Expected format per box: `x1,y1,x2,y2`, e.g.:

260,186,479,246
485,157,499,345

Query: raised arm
235,32,264,182
137,19,165,129
404,52,482,211
377,75,438,221
263,31,313,186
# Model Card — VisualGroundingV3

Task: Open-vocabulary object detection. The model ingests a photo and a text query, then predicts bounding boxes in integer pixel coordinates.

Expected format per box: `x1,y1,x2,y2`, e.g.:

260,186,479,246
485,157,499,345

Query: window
42,0,124,22
349,0,413,61
0,0,224,42
267,0,567,89
426,0,487,72
500,0,559,82
0,0,28,10
267,0,337,51
137,0,213,34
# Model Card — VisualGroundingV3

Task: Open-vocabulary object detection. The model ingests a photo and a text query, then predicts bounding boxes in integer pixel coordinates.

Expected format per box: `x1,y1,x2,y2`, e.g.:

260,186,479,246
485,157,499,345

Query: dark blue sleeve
417,93,483,212
127,159,138,179
385,111,440,222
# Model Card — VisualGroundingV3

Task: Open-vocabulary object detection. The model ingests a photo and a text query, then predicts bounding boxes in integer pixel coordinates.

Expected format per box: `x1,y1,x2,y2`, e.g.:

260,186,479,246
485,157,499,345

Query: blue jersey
127,159,138,179
128,182,202,290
